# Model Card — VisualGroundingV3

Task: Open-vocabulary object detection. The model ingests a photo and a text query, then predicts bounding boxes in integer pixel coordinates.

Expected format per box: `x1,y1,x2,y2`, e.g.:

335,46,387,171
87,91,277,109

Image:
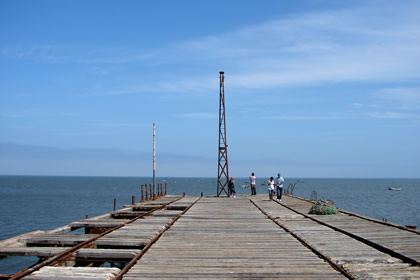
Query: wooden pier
1,194,420,279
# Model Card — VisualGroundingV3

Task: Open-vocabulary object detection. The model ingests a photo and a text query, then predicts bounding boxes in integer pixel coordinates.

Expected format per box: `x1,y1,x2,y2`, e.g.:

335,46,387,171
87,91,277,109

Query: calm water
0,175,419,274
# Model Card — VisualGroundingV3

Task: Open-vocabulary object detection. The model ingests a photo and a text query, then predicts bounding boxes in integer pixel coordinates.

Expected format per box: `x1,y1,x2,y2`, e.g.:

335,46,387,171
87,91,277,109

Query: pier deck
1,195,419,279
124,196,345,279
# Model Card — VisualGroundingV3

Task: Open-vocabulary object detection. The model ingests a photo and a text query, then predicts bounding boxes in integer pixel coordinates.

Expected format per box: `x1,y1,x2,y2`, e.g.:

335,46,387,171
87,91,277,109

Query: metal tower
217,71,229,196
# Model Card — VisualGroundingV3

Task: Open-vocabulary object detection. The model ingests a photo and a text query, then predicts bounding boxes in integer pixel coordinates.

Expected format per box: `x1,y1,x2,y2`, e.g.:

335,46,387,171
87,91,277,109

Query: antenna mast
217,71,229,196
153,123,156,196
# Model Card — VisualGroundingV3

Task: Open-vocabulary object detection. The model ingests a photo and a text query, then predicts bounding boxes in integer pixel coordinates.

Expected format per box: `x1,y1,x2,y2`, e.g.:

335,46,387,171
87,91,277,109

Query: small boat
388,187,402,191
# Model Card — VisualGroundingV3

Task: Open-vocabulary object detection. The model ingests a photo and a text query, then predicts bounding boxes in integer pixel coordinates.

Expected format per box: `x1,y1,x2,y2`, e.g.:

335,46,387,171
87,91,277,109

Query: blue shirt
276,176,284,188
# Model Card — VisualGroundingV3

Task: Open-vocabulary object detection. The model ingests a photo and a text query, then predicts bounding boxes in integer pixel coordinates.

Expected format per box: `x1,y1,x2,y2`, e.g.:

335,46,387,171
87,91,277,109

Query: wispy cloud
0,142,144,160
151,2,420,91
81,76,217,97
148,2,420,90
0,45,58,61
367,111,420,119
349,103,363,109
0,45,153,64
175,113,217,119
256,114,347,121
89,122,132,128
58,130,113,136
2,2,419,93
374,87,420,110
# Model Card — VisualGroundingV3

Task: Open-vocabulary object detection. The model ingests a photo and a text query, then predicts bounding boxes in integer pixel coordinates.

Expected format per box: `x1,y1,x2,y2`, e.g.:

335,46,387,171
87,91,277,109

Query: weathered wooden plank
70,220,127,228
0,247,67,257
0,230,44,248
23,266,120,280
76,248,140,260
22,234,97,246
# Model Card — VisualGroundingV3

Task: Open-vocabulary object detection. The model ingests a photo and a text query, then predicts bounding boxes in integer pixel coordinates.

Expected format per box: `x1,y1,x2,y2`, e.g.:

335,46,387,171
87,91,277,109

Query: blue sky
1,0,419,178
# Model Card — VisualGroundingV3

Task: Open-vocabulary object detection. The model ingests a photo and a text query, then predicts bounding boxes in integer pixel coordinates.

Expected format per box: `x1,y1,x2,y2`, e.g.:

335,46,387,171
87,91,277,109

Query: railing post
141,185,144,202
113,198,116,211
165,183,167,195
149,184,152,200
132,195,135,205
145,185,148,201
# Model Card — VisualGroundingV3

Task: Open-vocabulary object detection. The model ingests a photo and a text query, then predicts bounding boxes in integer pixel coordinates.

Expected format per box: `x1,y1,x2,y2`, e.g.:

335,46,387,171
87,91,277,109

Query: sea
0,175,419,274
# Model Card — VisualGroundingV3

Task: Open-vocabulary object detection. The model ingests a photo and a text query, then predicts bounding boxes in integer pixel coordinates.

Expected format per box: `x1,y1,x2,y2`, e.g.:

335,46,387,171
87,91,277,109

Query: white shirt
250,175,256,185
268,180,275,190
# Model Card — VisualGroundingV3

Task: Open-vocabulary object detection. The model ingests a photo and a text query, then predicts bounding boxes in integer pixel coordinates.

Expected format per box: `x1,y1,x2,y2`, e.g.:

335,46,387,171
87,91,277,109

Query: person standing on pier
276,173,284,201
267,177,275,200
228,177,236,198
249,173,257,195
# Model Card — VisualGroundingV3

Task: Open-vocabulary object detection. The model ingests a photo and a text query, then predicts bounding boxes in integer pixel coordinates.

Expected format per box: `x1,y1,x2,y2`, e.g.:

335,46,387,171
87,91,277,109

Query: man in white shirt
249,173,256,195
276,173,284,201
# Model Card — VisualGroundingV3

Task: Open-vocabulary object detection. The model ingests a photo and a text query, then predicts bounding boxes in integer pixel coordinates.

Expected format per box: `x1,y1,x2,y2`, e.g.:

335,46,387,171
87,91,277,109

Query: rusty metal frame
217,71,229,196
9,195,185,280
